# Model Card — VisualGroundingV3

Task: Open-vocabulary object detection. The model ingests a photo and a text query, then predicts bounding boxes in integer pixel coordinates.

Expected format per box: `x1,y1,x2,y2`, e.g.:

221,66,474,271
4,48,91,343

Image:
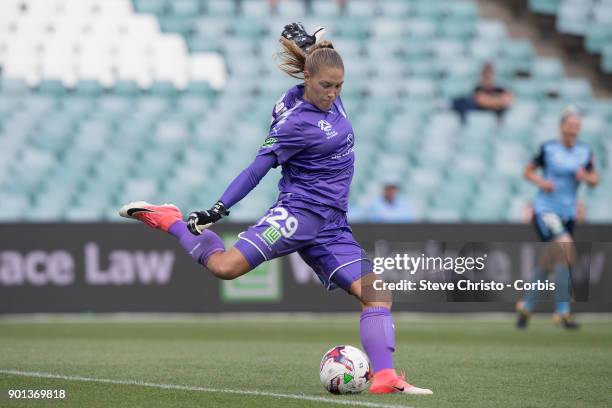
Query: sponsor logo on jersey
318,120,338,139
274,101,286,115
261,226,282,245
261,137,277,148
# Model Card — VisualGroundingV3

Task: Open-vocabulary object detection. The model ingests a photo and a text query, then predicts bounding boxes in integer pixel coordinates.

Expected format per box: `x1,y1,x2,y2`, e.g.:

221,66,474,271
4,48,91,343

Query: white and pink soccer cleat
369,369,433,395
119,201,183,232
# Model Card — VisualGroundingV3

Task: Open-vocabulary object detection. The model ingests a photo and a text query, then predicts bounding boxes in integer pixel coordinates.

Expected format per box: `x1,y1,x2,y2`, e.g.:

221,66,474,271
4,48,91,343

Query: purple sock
360,306,395,373
168,221,225,266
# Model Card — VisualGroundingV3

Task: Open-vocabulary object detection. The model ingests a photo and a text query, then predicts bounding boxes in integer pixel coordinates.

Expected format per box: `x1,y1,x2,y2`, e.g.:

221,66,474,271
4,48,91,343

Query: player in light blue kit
517,108,598,329
120,23,432,395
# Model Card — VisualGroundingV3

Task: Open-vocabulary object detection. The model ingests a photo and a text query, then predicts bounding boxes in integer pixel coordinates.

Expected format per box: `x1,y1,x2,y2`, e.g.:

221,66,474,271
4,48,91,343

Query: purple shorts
234,196,371,292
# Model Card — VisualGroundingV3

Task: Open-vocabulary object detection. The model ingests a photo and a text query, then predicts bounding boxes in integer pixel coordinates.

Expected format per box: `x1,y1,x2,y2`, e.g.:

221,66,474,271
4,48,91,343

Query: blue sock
523,268,547,312
554,264,571,315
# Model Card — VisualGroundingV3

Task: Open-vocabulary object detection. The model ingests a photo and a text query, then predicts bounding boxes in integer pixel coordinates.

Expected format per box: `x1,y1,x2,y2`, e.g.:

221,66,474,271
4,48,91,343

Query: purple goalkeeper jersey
257,84,355,211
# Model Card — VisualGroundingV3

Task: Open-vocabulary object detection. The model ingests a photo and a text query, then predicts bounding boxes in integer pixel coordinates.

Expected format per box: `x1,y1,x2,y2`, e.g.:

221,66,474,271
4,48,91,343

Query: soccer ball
319,345,372,394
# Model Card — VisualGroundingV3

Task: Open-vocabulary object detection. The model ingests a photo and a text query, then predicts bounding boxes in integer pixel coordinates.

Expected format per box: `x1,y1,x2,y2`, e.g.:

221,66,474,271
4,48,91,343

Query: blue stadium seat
401,42,432,62
469,39,503,62
160,16,196,36
205,0,237,16
402,79,437,101
379,1,411,18
475,20,507,41
439,19,475,40
446,1,479,22
230,18,266,39
134,0,166,16
332,18,370,40
533,58,564,81
241,0,271,18
501,40,534,73
602,46,612,73
413,1,444,20
276,0,306,19
311,0,341,18
559,79,592,101
36,79,66,97
346,1,376,18
112,80,142,97
1,78,28,95
511,79,544,101
528,0,562,15
167,0,201,17
74,80,104,97
405,19,437,40
585,23,612,54
440,77,474,99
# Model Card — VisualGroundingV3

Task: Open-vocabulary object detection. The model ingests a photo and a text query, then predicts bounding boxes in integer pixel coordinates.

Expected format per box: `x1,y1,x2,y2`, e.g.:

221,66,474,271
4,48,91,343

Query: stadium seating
528,0,612,74
0,0,610,223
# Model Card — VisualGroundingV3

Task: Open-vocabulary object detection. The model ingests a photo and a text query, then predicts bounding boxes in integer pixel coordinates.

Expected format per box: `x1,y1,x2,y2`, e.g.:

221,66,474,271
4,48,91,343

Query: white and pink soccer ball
319,345,372,394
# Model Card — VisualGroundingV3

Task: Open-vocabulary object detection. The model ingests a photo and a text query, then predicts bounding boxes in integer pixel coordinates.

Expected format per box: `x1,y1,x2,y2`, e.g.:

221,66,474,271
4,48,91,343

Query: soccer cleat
119,201,182,232
553,313,580,330
369,369,433,395
516,310,530,329
516,301,531,330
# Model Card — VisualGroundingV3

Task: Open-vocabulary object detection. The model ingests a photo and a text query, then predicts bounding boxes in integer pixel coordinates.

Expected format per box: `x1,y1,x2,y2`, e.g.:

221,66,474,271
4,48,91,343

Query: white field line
0,312,610,324
0,369,415,408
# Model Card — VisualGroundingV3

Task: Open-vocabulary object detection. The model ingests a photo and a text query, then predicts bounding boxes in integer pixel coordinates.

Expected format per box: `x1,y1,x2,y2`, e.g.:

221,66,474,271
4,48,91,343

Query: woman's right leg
519,213,576,328
168,220,252,280
547,234,578,328
119,201,253,280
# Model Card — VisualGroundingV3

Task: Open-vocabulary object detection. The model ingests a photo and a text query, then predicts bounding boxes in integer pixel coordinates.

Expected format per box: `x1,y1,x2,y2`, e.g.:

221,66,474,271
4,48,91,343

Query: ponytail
277,38,343,79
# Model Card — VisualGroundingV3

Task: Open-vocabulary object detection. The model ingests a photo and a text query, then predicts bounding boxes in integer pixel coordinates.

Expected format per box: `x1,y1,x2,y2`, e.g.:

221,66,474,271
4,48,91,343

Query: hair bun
307,40,334,54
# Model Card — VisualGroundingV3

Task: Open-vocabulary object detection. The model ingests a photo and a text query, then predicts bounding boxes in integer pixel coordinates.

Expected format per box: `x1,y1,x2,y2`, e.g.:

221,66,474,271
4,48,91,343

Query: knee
205,248,252,280
208,258,241,280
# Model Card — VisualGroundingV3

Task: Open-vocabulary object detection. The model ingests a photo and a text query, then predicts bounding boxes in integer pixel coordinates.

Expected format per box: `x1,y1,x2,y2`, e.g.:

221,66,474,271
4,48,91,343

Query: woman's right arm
186,153,277,235
524,162,554,192
219,153,278,209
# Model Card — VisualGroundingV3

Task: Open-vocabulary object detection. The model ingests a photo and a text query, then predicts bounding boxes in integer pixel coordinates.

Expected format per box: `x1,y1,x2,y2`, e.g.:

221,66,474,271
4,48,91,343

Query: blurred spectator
366,176,415,223
452,62,514,122
473,62,514,118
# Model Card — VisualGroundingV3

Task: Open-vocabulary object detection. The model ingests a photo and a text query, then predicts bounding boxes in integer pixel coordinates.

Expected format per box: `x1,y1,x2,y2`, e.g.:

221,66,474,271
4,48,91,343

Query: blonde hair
277,37,344,79
560,105,582,124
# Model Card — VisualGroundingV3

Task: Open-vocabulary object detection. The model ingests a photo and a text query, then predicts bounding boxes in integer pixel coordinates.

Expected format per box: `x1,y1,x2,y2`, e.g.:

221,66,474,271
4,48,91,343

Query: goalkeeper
120,23,432,395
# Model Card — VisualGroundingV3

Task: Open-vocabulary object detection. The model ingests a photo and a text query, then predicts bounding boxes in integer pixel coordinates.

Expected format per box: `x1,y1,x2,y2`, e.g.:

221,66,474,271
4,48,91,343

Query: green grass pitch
0,315,611,408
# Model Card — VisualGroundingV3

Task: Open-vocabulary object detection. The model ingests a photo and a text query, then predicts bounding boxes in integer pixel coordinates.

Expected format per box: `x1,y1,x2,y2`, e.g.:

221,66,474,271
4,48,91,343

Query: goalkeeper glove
187,201,230,235
281,22,326,52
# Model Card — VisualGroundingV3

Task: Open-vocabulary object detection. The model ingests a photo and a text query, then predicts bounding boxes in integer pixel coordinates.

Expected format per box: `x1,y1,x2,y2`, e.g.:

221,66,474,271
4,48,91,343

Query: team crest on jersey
318,120,338,139
318,120,332,132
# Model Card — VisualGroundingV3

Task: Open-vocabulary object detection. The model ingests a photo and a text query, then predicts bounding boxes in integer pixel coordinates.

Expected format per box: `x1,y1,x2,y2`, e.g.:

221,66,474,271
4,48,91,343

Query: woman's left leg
346,272,433,395
298,214,433,396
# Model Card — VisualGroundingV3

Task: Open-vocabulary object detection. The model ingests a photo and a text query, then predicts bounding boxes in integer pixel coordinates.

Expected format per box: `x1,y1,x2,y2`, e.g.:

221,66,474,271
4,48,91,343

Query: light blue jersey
532,140,594,219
